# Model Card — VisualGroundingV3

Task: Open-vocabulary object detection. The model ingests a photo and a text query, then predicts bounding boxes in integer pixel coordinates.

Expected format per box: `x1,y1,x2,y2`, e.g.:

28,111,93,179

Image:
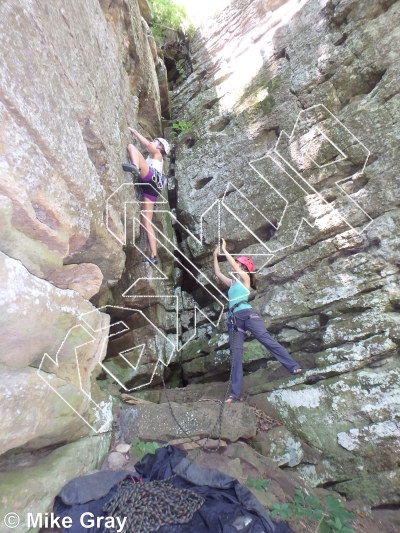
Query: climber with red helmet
122,127,171,265
213,239,302,403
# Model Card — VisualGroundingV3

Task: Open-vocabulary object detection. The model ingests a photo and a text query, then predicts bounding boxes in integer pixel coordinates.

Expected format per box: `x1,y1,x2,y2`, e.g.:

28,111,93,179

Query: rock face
2,0,399,521
0,434,111,533
0,0,169,523
120,401,257,442
171,0,400,506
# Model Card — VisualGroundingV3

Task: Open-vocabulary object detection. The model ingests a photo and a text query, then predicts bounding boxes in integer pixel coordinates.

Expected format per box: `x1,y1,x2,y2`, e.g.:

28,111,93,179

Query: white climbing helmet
155,137,171,155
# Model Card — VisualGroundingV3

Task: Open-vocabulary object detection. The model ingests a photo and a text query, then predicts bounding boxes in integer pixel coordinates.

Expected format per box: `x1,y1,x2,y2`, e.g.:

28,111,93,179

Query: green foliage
272,502,293,521
271,489,355,533
176,61,185,76
246,476,271,492
148,0,194,43
172,120,193,134
130,439,160,460
322,496,355,533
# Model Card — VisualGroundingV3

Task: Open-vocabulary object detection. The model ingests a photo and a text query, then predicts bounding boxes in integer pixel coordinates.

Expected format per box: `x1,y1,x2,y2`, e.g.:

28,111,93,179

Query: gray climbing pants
227,308,301,399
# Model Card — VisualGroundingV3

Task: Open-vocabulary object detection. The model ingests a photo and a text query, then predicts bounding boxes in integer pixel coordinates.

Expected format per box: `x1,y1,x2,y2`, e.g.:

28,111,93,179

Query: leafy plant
272,501,292,521
271,488,355,533
172,120,192,134
176,60,185,76
246,476,271,492
148,0,194,43
130,438,160,460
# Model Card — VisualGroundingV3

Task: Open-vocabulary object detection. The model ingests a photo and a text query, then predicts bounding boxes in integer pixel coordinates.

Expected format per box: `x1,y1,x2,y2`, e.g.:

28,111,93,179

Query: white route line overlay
40,103,373,431
87,306,175,393
269,103,372,236
37,306,177,433
128,213,227,351
37,320,112,433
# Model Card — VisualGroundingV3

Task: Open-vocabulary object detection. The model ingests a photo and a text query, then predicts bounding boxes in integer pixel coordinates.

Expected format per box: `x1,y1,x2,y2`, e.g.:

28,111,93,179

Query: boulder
251,361,400,502
0,433,111,533
47,263,104,300
120,401,257,443
251,426,320,468
0,253,112,454
107,451,128,469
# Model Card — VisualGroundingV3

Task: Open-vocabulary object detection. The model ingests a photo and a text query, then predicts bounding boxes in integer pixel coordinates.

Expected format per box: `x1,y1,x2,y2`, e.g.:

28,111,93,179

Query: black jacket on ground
54,445,294,533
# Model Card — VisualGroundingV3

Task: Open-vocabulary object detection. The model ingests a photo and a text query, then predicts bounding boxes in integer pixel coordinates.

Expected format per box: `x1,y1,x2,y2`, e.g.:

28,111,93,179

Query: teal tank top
228,281,252,313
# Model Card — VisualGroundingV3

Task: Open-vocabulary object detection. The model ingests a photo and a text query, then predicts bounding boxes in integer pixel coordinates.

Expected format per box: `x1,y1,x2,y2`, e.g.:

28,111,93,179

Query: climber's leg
141,197,157,257
245,312,301,373
127,144,150,179
228,318,246,399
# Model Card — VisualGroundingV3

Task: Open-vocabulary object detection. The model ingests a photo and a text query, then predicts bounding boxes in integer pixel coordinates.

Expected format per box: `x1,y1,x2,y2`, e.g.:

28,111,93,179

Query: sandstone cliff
172,0,400,507
0,0,170,526
1,0,400,528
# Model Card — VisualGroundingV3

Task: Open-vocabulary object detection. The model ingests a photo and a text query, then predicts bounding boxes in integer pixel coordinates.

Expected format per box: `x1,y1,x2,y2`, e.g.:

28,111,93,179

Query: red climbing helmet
236,256,254,273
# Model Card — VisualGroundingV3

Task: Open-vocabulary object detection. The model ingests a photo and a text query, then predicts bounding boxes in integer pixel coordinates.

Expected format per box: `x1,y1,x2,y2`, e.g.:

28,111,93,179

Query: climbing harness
137,173,166,199
103,478,204,533
227,300,248,332
150,169,167,191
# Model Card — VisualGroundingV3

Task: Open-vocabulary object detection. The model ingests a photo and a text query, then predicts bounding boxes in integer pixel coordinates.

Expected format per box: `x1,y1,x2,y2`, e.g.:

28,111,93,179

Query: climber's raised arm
129,127,159,157
221,239,250,287
213,245,232,287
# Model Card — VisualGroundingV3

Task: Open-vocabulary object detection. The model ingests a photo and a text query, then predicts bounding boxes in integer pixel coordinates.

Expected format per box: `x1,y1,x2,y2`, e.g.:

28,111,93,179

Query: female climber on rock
213,239,302,403
122,127,170,265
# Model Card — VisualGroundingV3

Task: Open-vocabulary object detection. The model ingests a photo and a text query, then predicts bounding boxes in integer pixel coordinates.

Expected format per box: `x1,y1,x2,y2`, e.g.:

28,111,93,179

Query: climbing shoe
122,162,141,178
143,255,158,265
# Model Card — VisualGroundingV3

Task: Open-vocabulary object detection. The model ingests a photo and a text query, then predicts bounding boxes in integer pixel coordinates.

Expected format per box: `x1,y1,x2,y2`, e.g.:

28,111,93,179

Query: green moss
236,70,282,116
181,337,210,362
256,78,282,115
167,369,180,388
97,287,115,308
242,339,267,363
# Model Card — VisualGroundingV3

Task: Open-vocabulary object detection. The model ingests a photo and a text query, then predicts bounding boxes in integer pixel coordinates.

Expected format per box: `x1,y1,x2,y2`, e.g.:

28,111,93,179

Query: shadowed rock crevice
194,176,214,190
333,32,348,46
341,68,388,106
204,96,221,110
209,115,232,132
324,0,399,28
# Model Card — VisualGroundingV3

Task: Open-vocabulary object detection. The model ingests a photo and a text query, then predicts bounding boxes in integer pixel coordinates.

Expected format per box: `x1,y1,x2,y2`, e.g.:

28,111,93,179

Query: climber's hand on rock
128,127,138,136
221,238,227,253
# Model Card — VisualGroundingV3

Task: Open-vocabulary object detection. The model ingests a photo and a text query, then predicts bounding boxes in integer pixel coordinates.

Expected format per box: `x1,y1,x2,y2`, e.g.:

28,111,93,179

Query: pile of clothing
54,445,294,533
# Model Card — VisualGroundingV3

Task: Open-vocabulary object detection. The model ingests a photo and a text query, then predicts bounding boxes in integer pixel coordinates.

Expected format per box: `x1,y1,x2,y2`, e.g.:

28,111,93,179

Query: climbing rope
161,315,238,461
109,300,240,530
103,478,204,533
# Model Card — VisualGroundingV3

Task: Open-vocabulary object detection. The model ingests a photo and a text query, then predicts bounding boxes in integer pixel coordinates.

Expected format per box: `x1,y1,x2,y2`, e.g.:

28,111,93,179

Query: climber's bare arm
128,127,159,157
213,246,231,287
221,239,250,287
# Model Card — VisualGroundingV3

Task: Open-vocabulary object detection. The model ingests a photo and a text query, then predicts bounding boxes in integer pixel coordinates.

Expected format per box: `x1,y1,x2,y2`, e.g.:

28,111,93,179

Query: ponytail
239,263,257,291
